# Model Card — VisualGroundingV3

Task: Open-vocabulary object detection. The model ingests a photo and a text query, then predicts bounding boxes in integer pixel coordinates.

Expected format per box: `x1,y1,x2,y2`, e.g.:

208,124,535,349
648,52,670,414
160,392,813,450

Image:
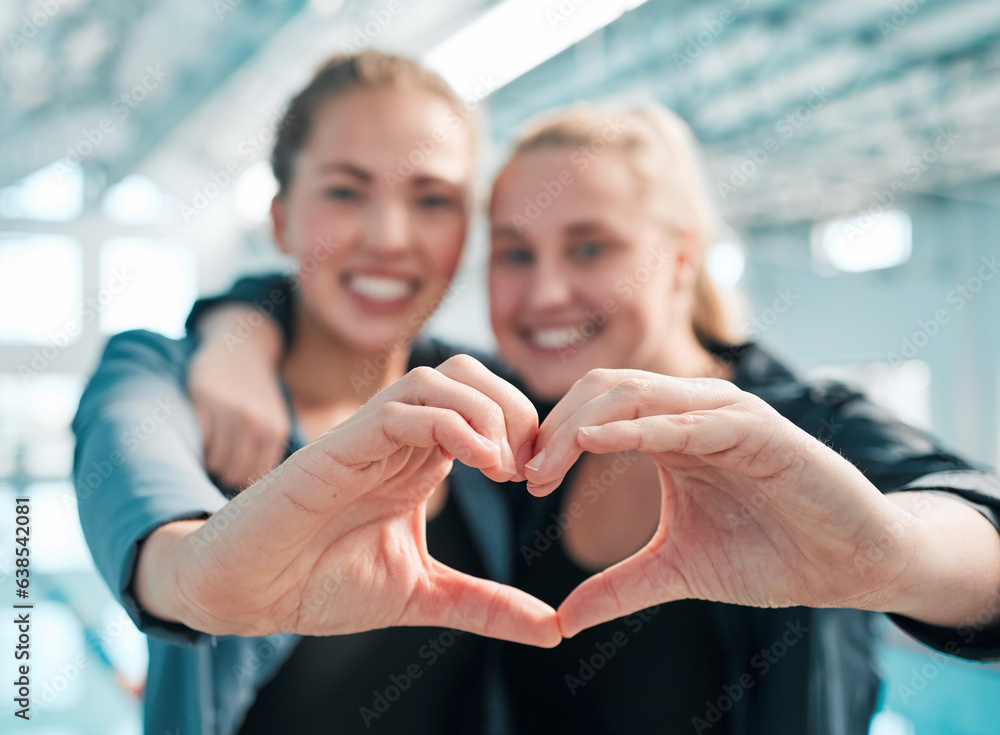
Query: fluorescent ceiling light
706,241,746,287
102,174,171,224
0,160,84,222
424,0,650,101
812,210,912,273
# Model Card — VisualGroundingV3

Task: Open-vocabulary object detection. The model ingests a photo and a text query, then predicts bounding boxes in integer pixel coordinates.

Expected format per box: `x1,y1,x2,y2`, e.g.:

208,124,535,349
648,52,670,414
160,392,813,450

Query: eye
325,187,359,201
417,194,457,209
572,242,605,261
494,247,533,266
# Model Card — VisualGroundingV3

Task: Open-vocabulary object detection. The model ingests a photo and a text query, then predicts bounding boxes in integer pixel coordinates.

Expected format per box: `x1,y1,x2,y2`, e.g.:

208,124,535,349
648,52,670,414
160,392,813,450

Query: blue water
873,643,1000,735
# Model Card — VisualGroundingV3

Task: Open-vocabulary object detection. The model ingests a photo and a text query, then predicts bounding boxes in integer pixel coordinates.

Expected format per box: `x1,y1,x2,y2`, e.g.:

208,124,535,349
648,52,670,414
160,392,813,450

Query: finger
249,386,292,481
405,561,562,647
226,427,261,489
194,401,216,465
435,355,539,479
576,414,743,458
203,409,237,482
211,412,250,488
254,427,288,480
372,365,517,480
557,549,686,638
323,402,503,478
526,376,737,493
525,380,652,495
531,370,619,452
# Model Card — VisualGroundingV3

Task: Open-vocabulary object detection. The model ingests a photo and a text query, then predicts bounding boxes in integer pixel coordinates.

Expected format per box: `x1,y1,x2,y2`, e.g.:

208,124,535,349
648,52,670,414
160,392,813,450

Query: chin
519,368,579,404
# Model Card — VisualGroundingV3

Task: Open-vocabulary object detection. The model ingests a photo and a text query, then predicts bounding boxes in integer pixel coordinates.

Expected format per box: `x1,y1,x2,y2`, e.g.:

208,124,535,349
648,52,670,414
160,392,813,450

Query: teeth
349,274,412,301
531,327,584,349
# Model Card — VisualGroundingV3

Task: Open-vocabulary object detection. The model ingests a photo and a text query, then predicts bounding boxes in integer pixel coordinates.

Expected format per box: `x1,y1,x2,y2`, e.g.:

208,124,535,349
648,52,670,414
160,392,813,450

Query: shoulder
720,341,866,418
724,341,973,482
75,330,195,428
90,329,195,384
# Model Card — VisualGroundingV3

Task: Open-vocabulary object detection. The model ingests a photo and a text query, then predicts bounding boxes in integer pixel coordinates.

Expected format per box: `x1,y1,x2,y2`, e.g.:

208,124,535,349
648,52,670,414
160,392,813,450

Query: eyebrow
317,162,372,182
411,174,460,188
491,221,608,239
318,163,462,191
491,224,526,239
564,222,608,237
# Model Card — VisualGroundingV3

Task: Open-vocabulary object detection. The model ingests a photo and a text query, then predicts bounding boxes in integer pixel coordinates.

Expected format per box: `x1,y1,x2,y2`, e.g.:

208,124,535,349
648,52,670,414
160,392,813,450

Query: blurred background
1,0,999,733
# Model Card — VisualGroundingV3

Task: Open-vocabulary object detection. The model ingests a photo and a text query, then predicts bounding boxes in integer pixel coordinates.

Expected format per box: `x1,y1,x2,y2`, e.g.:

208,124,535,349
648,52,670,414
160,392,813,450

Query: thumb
403,561,562,647
556,549,685,638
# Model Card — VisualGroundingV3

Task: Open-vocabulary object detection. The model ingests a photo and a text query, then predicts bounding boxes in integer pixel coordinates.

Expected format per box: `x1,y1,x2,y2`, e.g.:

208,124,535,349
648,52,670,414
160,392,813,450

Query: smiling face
489,148,694,401
272,87,473,354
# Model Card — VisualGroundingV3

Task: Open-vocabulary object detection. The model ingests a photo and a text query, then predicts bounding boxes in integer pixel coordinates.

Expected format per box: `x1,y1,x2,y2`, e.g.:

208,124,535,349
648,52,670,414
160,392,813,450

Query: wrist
135,520,206,627
882,492,1000,627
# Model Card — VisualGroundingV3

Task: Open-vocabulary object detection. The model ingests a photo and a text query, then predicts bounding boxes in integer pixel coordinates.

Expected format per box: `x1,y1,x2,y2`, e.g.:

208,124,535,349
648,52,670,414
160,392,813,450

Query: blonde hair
509,105,738,345
272,49,479,196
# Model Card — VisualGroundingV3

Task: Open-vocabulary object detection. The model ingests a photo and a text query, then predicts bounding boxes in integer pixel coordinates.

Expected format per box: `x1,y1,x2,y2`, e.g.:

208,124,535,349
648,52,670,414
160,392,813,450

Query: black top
503,515,734,734
238,494,489,735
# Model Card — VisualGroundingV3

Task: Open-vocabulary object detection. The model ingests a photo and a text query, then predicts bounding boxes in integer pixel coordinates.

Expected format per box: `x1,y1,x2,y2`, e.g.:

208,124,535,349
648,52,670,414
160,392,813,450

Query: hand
522,369,917,638
142,355,561,647
187,306,289,488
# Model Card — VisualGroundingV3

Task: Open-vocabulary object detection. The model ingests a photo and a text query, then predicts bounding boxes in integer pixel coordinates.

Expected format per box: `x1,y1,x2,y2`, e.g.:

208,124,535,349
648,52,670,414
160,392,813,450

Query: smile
344,273,417,303
526,324,599,351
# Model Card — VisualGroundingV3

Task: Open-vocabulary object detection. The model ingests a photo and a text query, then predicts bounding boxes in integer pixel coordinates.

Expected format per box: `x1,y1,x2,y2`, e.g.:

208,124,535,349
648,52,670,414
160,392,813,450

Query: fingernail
524,448,546,474
578,425,600,437
500,436,517,475
516,441,535,470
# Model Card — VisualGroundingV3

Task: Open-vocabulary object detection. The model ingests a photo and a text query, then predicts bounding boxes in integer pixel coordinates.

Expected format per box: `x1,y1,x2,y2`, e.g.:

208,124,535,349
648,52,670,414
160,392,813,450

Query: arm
786,379,1000,653
188,304,288,488
184,274,296,488
73,330,230,643
883,491,1000,628
80,341,558,646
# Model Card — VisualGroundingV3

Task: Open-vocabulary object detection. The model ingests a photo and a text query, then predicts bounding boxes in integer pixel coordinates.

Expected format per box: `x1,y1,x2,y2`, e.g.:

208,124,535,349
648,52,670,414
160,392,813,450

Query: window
0,234,83,345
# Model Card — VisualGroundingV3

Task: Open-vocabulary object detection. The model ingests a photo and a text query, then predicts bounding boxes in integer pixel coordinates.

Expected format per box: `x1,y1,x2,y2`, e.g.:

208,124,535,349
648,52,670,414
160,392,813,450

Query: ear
671,229,701,291
271,194,290,254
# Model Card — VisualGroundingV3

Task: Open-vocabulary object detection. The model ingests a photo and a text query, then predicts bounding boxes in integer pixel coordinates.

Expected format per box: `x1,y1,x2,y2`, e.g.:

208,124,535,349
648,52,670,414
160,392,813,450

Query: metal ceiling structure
2,0,998,228
1,0,311,195
489,0,1000,228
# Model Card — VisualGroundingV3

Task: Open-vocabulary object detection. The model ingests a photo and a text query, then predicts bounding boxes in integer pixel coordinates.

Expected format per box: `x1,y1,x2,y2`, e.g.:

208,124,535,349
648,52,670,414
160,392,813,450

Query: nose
523,259,574,312
363,199,410,255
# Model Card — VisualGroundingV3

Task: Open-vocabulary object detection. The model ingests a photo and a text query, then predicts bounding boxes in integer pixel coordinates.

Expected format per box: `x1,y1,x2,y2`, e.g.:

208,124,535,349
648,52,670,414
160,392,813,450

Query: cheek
618,275,674,339
291,203,355,259
425,219,466,279
487,272,519,335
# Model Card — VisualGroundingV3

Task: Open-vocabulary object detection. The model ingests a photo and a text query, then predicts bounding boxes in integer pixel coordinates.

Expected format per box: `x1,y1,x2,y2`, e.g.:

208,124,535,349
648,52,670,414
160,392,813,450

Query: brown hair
508,105,738,345
271,49,477,196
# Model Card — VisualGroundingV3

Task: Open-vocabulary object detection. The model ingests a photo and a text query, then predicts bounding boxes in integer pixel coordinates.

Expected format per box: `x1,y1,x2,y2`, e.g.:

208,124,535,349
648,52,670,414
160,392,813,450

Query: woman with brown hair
73,51,560,735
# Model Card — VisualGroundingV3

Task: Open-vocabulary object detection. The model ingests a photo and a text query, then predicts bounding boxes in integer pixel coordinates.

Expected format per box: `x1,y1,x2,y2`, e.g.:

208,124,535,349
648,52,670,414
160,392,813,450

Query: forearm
195,303,284,362
882,491,1000,628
